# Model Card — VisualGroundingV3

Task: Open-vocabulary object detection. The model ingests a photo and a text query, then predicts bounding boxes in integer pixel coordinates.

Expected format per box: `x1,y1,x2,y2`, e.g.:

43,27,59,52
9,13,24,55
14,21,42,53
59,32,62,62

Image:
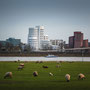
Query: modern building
0,41,7,47
69,36,74,48
0,41,8,52
6,38,21,46
44,35,48,41
28,26,44,50
88,42,90,47
41,40,51,50
28,27,38,50
50,39,65,45
50,39,65,51
0,39,21,52
50,39,61,46
36,26,44,49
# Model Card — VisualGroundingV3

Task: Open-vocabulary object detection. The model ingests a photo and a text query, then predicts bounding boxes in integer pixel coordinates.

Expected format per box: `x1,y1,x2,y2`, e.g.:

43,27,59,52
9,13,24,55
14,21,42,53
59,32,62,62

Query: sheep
4,72,12,79
33,71,38,76
43,66,48,68
18,66,23,70
60,61,63,63
56,65,61,68
65,74,70,82
49,72,53,76
78,73,85,80
36,61,43,63
20,63,24,67
40,61,43,63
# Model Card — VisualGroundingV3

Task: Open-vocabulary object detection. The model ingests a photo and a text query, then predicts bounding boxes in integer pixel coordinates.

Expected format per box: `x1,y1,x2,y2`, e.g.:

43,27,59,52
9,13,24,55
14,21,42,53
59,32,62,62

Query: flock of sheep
3,61,86,82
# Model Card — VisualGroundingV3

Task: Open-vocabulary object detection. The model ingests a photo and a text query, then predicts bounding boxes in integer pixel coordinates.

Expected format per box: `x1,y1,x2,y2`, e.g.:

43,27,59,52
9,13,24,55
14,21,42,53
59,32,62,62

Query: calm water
0,57,90,61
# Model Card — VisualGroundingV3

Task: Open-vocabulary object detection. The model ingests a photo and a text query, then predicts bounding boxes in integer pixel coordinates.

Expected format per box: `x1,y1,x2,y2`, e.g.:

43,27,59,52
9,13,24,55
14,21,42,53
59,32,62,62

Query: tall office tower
74,32,83,48
28,27,39,50
69,36,74,48
36,26,44,49
28,26,44,50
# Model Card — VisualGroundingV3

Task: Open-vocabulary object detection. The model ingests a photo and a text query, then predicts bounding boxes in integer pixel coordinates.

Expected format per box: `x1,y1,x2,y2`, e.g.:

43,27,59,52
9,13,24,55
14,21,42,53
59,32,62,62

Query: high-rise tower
28,26,44,50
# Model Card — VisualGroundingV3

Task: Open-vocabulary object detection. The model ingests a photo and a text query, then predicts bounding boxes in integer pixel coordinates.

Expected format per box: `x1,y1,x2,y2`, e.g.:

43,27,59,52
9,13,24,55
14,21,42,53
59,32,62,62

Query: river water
0,56,90,61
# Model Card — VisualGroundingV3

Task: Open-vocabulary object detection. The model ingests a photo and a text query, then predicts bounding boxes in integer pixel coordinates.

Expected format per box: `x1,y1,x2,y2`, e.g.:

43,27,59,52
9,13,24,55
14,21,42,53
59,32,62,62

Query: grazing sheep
33,71,38,76
78,73,85,80
40,61,43,63
43,66,48,68
56,65,61,68
60,61,63,63
20,63,24,67
18,66,23,70
4,72,12,79
49,72,53,76
65,74,70,82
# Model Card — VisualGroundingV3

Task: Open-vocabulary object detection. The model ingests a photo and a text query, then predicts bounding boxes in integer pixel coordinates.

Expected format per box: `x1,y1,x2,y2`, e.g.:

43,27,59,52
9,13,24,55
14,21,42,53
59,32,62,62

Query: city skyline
0,0,90,43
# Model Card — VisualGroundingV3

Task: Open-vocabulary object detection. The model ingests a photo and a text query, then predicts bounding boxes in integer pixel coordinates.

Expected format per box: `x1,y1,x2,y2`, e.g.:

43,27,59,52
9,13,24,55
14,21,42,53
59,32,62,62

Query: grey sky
0,0,90,43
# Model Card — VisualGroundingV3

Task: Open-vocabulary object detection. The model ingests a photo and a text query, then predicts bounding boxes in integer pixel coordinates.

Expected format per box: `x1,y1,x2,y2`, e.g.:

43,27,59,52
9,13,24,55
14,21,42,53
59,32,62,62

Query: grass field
0,61,90,90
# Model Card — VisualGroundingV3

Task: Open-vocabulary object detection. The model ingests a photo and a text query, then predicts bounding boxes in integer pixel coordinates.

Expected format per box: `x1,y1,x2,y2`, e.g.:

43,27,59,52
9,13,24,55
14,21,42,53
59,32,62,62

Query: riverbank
0,52,90,57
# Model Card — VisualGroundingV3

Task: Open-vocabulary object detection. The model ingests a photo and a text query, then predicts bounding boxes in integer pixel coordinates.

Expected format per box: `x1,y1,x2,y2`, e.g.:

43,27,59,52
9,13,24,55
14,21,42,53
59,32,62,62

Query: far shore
0,53,90,57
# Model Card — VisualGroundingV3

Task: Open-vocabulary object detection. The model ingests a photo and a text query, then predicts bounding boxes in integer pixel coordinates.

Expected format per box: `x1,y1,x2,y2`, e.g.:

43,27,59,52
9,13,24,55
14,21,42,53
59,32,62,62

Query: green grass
0,61,90,90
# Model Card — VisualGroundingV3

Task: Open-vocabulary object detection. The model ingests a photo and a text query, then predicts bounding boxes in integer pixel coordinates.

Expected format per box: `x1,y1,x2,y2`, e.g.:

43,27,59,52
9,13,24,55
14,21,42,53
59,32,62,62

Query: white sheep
49,72,53,76
20,63,24,67
78,73,85,80
4,72,12,79
43,66,48,68
56,65,61,68
65,74,70,82
33,71,38,76
18,66,23,70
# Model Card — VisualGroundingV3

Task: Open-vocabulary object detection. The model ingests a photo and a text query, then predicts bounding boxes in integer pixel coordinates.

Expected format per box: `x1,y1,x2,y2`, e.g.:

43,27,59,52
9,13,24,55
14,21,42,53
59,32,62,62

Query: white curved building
28,26,44,50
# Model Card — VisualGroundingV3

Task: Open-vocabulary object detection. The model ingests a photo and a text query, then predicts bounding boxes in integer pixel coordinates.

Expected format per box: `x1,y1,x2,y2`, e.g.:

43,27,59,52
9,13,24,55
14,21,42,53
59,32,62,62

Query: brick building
83,39,88,47
69,31,88,48
74,32,83,48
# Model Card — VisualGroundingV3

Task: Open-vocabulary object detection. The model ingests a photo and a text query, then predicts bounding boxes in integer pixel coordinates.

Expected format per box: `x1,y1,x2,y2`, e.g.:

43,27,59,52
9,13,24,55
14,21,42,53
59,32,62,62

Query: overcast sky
0,0,90,43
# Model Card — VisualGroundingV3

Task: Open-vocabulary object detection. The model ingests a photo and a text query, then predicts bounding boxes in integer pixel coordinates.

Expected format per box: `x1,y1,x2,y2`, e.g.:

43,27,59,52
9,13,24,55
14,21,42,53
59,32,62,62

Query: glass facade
6,38,21,46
